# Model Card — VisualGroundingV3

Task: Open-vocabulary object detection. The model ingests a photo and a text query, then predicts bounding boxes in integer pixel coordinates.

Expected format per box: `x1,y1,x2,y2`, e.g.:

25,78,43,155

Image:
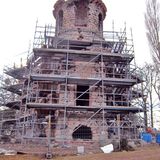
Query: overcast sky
0,0,152,71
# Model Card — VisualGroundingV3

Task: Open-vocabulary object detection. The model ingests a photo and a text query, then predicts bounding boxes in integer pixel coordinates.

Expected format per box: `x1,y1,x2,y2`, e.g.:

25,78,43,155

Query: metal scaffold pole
101,42,105,133
21,51,32,144
46,112,53,159
100,40,107,146
62,44,69,147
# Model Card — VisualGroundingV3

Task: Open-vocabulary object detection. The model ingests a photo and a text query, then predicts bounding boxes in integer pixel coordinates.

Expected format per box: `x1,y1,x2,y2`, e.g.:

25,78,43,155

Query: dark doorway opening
72,125,92,140
76,85,89,106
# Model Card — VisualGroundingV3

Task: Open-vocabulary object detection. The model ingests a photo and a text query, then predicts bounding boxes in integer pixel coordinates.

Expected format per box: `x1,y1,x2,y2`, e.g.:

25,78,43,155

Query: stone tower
3,0,143,153
53,0,107,41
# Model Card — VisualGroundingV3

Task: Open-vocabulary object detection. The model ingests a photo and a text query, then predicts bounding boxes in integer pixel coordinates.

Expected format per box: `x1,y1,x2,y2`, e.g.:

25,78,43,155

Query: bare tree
139,80,149,130
145,0,160,64
0,75,8,106
0,75,17,108
136,64,159,128
134,82,148,130
152,65,160,101
145,0,160,127
146,65,154,128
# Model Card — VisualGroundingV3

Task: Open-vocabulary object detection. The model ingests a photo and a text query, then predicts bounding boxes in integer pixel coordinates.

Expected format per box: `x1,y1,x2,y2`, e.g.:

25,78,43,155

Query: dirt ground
0,145,160,160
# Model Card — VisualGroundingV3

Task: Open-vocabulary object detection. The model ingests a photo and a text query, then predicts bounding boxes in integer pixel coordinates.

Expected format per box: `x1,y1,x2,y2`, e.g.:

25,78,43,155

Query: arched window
72,125,92,140
58,10,63,29
98,13,103,32
75,0,89,27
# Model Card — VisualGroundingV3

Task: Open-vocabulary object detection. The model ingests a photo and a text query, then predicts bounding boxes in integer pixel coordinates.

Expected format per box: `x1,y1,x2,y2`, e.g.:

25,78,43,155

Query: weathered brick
53,0,107,41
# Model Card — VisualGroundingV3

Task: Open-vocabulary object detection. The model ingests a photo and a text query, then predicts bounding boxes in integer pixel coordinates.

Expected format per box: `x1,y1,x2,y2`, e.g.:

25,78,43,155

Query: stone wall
53,0,107,41
90,86,106,107
58,61,106,108
59,84,76,106
54,112,107,143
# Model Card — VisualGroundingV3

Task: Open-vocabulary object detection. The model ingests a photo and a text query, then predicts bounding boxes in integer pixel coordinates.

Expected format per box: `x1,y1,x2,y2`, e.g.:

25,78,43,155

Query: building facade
2,0,143,148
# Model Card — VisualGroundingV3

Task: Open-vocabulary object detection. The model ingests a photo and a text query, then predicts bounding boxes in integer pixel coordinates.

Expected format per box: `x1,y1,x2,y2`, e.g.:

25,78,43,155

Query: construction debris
101,144,114,153
0,148,17,156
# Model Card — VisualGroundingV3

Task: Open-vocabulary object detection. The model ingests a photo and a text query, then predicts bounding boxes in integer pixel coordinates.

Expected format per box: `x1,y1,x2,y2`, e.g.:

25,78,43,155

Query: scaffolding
1,22,144,149
14,23,143,146
0,57,28,141
0,110,17,141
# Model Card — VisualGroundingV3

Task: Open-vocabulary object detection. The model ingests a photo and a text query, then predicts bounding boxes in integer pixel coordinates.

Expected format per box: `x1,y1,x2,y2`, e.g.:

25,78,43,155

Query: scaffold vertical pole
46,113,53,159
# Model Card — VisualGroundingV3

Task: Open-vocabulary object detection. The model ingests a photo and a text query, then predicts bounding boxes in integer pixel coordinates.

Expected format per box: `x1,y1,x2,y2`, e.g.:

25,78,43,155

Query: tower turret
53,0,107,41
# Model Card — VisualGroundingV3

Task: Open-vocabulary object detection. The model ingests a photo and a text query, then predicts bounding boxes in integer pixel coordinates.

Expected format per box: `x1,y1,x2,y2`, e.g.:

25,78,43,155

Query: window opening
76,85,89,106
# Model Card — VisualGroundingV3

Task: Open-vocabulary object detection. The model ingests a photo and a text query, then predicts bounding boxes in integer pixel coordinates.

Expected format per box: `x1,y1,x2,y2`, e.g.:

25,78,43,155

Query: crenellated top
53,0,107,41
